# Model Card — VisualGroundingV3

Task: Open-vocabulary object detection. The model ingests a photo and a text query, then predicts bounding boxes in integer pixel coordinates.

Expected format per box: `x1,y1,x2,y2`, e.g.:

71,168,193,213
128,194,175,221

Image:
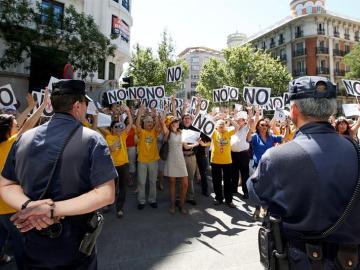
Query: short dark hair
50,94,85,113
0,114,15,143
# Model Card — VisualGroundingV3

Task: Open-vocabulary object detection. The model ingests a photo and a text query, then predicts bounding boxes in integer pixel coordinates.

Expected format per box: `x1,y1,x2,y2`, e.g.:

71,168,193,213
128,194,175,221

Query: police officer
247,76,360,270
0,80,117,269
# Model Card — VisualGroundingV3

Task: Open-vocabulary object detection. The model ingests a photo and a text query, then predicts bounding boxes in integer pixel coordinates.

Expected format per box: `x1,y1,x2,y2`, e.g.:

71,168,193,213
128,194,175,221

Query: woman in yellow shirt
211,119,239,208
105,105,132,218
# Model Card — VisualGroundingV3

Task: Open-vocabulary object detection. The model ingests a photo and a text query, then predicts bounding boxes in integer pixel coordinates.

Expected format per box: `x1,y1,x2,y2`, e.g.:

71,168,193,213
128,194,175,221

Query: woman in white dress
162,115,194,214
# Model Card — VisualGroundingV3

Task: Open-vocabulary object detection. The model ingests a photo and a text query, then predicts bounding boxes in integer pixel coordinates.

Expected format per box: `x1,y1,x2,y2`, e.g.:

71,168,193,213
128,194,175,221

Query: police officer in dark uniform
247,76,360,270
0,80,117,269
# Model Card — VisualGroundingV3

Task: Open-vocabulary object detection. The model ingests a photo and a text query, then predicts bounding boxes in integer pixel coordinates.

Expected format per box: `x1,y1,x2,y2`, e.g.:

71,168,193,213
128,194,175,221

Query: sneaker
116,210,124,218
226,202,236,208
137,203,145,210
0,255,12,266
186,199,197,206
150,202,158,208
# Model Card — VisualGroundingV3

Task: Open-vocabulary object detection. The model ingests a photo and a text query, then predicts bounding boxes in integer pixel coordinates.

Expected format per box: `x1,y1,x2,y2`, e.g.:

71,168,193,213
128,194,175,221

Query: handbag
159,133,170,161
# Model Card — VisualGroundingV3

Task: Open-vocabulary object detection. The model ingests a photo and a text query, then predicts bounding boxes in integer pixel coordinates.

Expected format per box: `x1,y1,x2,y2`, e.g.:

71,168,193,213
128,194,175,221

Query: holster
79,211,104,256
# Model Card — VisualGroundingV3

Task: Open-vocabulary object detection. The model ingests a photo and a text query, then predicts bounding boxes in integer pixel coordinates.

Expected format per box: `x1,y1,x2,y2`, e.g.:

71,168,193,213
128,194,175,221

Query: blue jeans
0,213,25,270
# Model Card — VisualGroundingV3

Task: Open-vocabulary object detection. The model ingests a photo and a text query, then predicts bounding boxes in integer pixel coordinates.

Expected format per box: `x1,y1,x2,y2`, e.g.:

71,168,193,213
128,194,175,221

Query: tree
128,30,188,95
344,43,360,80
197,45,292,101
0,0,116,78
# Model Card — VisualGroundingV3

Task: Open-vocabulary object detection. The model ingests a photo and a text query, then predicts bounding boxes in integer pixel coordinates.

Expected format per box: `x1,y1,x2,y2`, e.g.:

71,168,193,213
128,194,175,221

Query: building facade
242,0,360,87
0,0,133,106
177,47,224,98
227,32,247,48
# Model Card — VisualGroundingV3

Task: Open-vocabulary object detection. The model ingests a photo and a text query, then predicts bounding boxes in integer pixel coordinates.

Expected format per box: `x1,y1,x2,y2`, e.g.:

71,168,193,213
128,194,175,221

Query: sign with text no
167,65,182,83
243,87,271,106
0,84,17,107
342,79,360,97
191,113,215,138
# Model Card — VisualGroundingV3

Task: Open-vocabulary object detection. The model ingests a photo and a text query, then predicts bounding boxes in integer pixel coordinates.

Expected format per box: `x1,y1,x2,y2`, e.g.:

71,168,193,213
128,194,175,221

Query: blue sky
130,0,360,55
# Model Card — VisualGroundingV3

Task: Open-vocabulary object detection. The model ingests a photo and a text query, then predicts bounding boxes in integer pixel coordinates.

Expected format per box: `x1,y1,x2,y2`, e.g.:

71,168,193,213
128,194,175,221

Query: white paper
87,101,97,115
181,129,201,144
342,104,360,117
212,107,220,113
274,108,286,121
237,111,248,119
235,104,242,111
47,76,60,92
97,112,112,127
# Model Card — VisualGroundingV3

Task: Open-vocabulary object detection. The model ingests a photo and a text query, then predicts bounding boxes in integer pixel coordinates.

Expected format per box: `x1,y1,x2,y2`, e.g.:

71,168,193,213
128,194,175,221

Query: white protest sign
274,108,286,121
342,79,360,97
189,97,209,115
31,90,53,117
0,84,17,107
192,113,216,137
212,107,220,113
224,85,239,100
243,87,271,106
47,76,60,92
213,88,229,103
87,101,98,115
107,88,128,104
265,97,284,111
97,112,112,127
342,104,360,117
167,65,182,83
181,129,201,144
283,92,290,108
135,86,165,100
234,104,242,111
141,99,160,109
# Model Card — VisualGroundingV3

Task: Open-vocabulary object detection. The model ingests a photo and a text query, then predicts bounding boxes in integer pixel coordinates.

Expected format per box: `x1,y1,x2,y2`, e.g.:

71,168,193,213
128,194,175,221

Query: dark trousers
0,214,25,270
231,151,250,195
211,163,233,204
196,154,208,195
115,164,129,211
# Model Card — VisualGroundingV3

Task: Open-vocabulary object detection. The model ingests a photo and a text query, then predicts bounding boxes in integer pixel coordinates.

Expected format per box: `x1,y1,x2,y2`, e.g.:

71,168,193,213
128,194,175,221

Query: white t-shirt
230,125,249,152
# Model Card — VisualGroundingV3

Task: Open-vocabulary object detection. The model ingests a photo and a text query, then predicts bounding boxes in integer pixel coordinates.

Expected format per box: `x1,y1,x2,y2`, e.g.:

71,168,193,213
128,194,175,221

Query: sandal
169,205,176,214
179,206,188,215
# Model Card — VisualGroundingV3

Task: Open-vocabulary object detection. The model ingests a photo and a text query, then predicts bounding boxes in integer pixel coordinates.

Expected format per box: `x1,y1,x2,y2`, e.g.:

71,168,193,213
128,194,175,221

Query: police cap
288,76,337,101
52,80,92,102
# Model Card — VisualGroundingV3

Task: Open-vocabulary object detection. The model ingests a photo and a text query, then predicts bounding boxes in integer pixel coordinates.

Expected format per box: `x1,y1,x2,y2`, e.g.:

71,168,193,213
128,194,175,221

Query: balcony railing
334,69,345,76
317,29,325,35
334,31,340,38
292,48,307,57
295,30,304,38
270,42,276,48
344,33,350,40
317,67,329,74
293,69,307,77
333,49,345,57
316,47,329,54
278,38,285,45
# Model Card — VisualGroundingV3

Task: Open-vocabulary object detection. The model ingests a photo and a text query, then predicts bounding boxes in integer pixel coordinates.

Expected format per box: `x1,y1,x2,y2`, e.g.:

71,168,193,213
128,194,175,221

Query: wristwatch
21,199,32,210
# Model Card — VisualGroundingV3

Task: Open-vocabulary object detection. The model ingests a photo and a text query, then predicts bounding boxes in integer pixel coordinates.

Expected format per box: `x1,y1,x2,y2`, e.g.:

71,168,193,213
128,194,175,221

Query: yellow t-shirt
0,135,17,214
211,129,235,164
82,120,91,128
106,132,129,166
137,128,160,163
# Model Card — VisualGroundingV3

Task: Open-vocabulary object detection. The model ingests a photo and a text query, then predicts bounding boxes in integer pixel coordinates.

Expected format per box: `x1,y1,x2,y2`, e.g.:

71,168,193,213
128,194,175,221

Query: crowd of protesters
0,87,360,268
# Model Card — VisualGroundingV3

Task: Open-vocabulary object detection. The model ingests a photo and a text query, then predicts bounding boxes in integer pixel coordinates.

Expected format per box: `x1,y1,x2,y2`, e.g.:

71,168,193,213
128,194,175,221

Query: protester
135,105,161,209
106,105,133,218
162,114,194,214
335,115,360,142
211,118,239,208
126,117,137,187
0,80,117,269
247,76,358,270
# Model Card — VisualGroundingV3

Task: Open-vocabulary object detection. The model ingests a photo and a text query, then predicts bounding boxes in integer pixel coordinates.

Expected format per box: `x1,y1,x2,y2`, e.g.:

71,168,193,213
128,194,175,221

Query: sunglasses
260,124,268,127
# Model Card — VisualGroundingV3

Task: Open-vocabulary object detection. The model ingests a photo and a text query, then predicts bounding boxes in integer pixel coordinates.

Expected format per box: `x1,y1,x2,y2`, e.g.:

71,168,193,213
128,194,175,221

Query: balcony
344,33,350,40
317,67,329,75
334,69,345,76
317,29,325,35
334,31,340,38
278,38,285,45
333,49,345,57
292,48,307,57
316,47,329,54
293,69,307,77
270,42,276,48
295,30,304,38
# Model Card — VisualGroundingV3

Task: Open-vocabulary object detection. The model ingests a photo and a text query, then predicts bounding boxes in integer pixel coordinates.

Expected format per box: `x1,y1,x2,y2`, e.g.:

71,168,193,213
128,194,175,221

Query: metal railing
292,48,307,57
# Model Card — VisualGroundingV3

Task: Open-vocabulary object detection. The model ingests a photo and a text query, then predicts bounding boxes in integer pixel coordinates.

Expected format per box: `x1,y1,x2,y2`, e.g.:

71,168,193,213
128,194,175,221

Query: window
317,6,321,13
191,65,200,71
345,44,350,54
191,57,199,63
98,60,105,80
306,6,312,14
109,62,115,80
296,42,304,51
40,0,64,28
319,41,325,48
191,82,198,89
262,41,266,49
120,20,130,42
296,60,305,71
335,62,340,71
191,74,199,80
320,60,326,69
279,33,284,44
335,43,339,50
122,0,130,11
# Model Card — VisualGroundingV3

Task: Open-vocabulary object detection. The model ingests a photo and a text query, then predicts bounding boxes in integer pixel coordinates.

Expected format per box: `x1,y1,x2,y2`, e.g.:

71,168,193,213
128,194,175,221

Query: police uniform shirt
247,122,360,243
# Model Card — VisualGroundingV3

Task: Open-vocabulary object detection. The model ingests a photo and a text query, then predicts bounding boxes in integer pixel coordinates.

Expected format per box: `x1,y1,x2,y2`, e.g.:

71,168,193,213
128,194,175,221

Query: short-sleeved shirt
106,132,128,166
137,128,160,163
210,129,235,164
251,133,282,166
1,113,118,265
0,134,17,214
126,127,136,147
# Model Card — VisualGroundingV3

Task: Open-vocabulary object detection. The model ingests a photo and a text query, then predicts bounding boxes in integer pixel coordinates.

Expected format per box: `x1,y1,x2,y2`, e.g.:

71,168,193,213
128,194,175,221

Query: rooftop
178,46,223,58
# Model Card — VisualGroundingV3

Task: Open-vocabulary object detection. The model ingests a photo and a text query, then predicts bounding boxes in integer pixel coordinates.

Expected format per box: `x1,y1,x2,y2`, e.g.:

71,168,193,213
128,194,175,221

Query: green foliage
344,43,360,80
128,30,188,95
0,0,116,78
197,45,292,101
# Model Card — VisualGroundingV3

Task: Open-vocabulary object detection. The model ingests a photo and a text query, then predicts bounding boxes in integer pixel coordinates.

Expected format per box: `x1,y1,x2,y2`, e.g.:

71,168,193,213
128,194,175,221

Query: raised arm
121,105,133,134
136,104,145,131
228,118,240,133
16,93,36,127
171,95,177,118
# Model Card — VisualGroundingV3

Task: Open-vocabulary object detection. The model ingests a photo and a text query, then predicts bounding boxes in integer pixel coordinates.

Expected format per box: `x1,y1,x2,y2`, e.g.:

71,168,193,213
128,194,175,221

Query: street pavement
2,180,263,270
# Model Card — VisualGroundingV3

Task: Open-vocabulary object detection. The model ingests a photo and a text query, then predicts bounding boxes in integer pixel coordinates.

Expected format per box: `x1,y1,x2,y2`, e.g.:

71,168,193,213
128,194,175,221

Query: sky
130,0,360,55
